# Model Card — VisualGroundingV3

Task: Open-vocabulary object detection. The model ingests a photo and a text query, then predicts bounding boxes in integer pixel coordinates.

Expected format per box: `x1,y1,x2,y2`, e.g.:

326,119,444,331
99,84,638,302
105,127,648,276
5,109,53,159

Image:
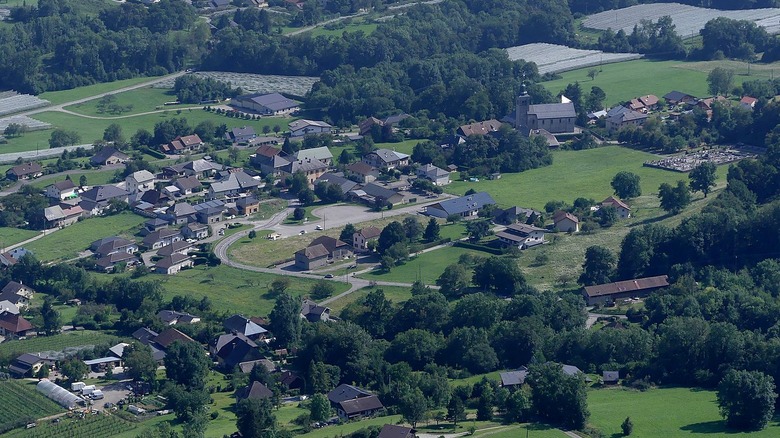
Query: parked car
315,225,323,230
324,274,334,278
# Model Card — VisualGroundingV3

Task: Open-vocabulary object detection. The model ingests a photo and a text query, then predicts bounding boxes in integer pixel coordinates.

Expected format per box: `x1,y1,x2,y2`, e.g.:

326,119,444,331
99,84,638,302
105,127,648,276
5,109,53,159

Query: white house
416,164,450,186
353,226,381,252
45,180,78,200
126,170,156,195
496,223,546,249
601,196,631,219
553,211,580,232
288,120,332,137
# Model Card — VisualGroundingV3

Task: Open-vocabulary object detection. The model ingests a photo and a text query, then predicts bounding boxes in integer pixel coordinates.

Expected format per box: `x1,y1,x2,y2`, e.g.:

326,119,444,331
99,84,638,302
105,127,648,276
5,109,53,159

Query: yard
151,265,351,316
326,285,415,315
542,58,780,106
588,387,780,437
445,146,729,210
24,212,145,262
360,245,493,285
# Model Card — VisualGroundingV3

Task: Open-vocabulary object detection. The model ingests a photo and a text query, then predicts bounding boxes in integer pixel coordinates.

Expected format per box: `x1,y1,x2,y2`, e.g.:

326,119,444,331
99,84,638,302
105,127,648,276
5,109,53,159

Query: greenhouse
36,379,83,409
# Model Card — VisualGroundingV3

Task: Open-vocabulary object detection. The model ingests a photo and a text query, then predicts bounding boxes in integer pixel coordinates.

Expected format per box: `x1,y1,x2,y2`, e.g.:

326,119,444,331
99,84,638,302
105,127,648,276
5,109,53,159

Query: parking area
96,381,131,407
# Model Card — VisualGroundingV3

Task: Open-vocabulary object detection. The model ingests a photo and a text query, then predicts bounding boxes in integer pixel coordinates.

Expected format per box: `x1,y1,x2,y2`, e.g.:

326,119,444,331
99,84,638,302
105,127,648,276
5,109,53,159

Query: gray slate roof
430,192,495,216
236,93,299,112
528,102,576,119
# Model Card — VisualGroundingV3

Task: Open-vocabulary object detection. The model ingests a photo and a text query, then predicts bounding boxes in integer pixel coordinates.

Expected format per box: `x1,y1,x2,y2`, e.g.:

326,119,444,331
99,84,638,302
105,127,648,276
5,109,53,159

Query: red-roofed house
0,312,33,339
161,135,204,155
601,196,631,218
553,211,579,233
740,96,758,110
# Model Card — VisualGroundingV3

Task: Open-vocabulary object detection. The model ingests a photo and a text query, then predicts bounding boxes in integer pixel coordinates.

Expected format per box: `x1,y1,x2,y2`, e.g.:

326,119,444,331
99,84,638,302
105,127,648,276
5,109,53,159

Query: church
514,92,576,134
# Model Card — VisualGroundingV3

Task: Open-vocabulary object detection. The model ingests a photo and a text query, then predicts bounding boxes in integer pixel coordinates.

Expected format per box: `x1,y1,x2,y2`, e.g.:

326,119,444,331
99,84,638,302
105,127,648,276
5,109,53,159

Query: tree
403,217,423,241
310,280,335,300
447,396,466,426
164,341,211,390
505,388,532,423
717,370,776,430
399,388,428,428
288,171,309,195
248,230,257,239
579,246,616,286
103,123,124,144
708,67,735,96
424,218,440,242
293,207,305,221
236,398,276,438
60,358,88,382
3,123,27,138
473,257,528,295
49,129,81,148
124,343,158,385
466,219,491,241
437,264,471,298
658,181,691,214
476,384,494,421
79,175,87,188
298,188,315,206
270,292,302,349
308,393,331,422
689,162,718,197
446,214,462,224
528,362,589,429
41,296,61,335
611,171,642,199
596,205,618,227
622,417,634,436
339,223,356,243
587,68,599,80
378,221,406,254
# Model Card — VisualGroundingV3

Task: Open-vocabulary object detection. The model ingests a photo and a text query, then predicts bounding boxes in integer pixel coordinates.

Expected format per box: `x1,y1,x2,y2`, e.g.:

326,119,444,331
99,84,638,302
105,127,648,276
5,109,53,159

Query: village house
310,236,353,260
224,314,268,340
157,310,201,326
79,185,129,216
553,211,580,232
346,162,379,183
232,93,300,115
236,196,260,216
6,162,43,181
288,119,332,137
207,171,263,200
8,353,55,378
43,204,84,228
496,223,546,249
236,382,274,401
95,252,138,272
126,170,156,195
225,126,258,144
352,183,406,206
164,203,198,225
172,176,202,196
0,248,32,267
0,312,33,340
142,228,182,250
90,236,138,258
0,300,19,315
493,206,541,225
583,275,670,305
628,94,659,112
353,226,381,252
362,148,410,170
193,200,226,224
294,146,333,166
358,113,409,136
416,164,451,186
606,108,648,132
160,134,204,155
45,179,78,200
457,119,503,138
500,367,529,390
137,189,171,208
281,158,329,185
162,159,223,180
327,384,384,419
663,90,697,106
516,93,576,134
740,96,758,110
154,253,194,275
90,147,129,166
316,173,359,195
294,244,329,270
211,333,262,370
182,222,209,240
251,145,290,176
156,240,194,258
0,281,34,310
601,196,631,218
425,192,496,219
301,299,331,322
377,425,416,438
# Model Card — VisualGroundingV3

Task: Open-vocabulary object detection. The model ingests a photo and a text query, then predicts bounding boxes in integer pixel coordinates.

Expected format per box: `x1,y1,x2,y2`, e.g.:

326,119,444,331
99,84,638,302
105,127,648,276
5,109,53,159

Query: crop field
1,414,137,438
153,72,320,97
588,387,780,437
0,381,62,434
24,212,144,262
149,265,350,316
505,43,642,75
582,3,780,38
0,93,50,117
0,331,120,364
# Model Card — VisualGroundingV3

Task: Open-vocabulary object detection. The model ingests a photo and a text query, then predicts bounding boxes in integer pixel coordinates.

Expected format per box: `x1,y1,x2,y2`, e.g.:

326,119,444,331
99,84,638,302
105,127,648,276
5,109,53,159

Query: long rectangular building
583,275,669,306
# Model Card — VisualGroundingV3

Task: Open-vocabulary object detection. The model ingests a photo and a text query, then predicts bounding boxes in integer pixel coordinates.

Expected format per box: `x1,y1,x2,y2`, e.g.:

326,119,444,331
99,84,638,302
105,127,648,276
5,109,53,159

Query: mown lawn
543,58,780,106
361,245,493,285
24,212,144,262
588,387,780,437
0,227,39,248
327,285,414,315
445,146,729,210
64,87,180,117
151,265,350,317
28,169,118,190
38,75,165,106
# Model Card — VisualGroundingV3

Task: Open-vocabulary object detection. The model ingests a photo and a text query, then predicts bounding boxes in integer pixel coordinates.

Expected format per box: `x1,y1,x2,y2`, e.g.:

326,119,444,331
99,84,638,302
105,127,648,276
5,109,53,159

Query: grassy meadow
0,330,120,361
0,227,40,248
543,58,780,106
309,19,378,37
64,87,182,117
24,212,145,262
327,285,415,314
38,75,166,105
360,245,491,285
588,387,780,437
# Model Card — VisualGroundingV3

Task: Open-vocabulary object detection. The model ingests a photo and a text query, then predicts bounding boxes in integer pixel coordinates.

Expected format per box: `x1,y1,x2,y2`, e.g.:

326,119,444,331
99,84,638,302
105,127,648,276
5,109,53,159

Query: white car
315,225,323,230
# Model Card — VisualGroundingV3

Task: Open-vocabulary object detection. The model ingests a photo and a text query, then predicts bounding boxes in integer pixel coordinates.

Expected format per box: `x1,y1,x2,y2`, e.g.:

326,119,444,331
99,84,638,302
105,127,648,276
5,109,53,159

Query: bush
293,207,306,221
621,417,633,436
248,230,257,239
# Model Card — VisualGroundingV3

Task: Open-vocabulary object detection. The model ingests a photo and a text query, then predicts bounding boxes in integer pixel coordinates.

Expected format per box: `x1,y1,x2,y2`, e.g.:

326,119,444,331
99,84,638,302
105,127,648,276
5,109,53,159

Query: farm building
583,275,670,305
6,162,43,181
232,93,300,115
37,379,82,409
496,223,546,249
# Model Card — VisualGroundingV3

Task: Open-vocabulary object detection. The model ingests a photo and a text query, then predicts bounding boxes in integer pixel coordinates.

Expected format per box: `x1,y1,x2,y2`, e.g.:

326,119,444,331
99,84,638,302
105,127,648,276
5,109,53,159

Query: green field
38,75,167,106
327,285,414,315
64,87,181,117
0,380,62,433
361,245,492,285
588,387,780,437
543,58,780,106
24,212,144,262
29,169,118,190
0,227,40,248
0,414,136,438
151,265,351,316
309,20,378,37
0,331,120,363
446,146,728,210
